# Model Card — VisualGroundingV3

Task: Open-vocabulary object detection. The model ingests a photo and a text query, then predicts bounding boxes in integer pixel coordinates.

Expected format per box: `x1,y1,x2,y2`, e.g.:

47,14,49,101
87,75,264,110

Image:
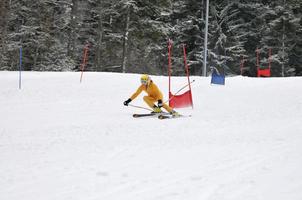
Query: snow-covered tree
167,0,204,76
287,0,302,76
109,0,172,74
0,0,10,70
260,0,300,76
5,0,74,71
1,0,301,76
207,1,248,75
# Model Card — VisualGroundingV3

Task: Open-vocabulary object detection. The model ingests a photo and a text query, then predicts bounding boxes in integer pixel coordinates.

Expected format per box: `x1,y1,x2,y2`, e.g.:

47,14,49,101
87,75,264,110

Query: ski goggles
141,79,148,85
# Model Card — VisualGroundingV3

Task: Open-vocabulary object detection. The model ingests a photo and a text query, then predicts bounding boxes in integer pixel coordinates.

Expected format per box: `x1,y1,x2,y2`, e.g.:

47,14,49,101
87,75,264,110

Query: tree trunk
282,18,285,77
281,0,285,77
170,0,173,11
122,5,130,73
96,0,103,71
68,0,78,61
201,0,204,20
33,46,39,70
0,0,9,69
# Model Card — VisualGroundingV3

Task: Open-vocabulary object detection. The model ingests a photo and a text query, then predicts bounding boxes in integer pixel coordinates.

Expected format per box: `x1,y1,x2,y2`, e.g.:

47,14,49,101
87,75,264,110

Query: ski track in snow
1,72,302,200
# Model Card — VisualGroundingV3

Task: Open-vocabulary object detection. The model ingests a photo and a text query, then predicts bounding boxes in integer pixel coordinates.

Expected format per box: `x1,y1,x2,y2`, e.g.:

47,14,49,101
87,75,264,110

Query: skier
123,74,179,116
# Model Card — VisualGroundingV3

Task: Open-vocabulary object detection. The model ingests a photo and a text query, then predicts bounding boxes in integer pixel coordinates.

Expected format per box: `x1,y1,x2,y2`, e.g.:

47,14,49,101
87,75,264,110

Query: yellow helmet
140,74,150,85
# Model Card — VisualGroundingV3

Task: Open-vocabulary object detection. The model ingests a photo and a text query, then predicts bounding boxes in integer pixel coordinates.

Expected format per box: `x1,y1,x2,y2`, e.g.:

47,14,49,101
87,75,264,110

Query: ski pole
164,79,195,104
128,104,153,112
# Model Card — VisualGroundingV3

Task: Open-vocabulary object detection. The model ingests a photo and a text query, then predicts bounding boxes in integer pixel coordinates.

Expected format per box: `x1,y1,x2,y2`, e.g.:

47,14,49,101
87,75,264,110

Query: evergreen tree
207,1,248,75
129,0,172,74
0,0,301,76
35,0,74,71
288,0,302,76
260,0,300,76
5,0,73,71
109,0,172,74
169,0,204,76
0,0,10,70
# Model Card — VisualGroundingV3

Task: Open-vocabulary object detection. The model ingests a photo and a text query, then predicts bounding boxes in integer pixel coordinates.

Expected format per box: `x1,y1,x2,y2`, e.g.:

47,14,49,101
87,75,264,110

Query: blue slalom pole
19,47,22,89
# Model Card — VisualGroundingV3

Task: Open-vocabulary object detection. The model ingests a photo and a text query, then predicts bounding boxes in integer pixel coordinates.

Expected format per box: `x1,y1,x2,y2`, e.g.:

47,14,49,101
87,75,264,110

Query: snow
1,71,302,200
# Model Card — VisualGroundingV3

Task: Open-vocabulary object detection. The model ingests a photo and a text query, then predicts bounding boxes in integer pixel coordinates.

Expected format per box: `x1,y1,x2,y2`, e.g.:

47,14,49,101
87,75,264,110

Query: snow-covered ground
1,71,302,200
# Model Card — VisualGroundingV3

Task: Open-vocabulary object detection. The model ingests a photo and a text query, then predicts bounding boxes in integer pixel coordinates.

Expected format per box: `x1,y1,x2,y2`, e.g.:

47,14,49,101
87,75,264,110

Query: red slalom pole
19,47,22,90
240,55,243,75
183,44,193,109
256,48,260,77
168,39,172,96
268,48,272,70
80,44,89,83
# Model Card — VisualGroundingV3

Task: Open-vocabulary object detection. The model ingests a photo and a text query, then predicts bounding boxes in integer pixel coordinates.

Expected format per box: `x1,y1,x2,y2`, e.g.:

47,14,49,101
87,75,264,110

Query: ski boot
170,110,180,117
151,106,162,114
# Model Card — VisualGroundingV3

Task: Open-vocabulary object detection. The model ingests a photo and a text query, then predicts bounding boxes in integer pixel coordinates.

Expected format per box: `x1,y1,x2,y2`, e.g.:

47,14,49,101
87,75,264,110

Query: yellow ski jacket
130,81,163,101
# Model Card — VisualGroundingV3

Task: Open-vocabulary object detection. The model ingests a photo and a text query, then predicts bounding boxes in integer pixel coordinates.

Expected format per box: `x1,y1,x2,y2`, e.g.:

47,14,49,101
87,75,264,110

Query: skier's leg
143,96,157,109
143,96,163,113
162,103,179,116
162,103,173,113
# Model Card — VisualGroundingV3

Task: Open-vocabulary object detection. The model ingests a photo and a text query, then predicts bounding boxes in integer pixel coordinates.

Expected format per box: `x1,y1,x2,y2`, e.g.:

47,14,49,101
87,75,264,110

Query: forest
0,0,301,76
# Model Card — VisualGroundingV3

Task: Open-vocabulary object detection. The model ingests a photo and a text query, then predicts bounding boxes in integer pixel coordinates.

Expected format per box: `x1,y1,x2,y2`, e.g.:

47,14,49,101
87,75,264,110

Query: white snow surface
1,71,302,200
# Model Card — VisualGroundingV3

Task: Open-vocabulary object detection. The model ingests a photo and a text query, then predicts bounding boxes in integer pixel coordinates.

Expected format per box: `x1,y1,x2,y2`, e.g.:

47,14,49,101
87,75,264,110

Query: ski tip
158,114,192,120
158,115,168,119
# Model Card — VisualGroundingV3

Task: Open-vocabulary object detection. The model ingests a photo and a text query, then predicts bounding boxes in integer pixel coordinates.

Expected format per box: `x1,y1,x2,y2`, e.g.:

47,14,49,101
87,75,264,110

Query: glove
157,100,163,108
123,98,131,106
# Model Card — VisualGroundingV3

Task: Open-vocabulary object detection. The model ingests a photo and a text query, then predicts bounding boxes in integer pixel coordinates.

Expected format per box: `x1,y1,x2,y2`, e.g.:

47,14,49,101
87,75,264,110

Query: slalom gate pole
269,48,271,70
240,55,243,75
19,47,22,90
164,79,195,104
256,48,260,77
128,104,153,112
183,44,193,109
80,44,89,83
168,39,172,96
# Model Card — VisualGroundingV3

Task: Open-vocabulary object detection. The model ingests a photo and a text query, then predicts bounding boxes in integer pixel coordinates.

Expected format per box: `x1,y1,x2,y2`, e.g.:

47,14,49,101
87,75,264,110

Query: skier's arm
130,85,143,100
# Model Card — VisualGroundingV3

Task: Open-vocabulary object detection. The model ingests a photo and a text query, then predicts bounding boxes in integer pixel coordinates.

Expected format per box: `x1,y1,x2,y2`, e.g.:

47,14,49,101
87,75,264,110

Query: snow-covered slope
1,72,302,200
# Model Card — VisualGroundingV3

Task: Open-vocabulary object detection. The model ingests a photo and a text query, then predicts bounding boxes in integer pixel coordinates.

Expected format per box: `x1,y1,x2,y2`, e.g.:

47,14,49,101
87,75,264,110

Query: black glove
157,100,163,108
124,98,131,106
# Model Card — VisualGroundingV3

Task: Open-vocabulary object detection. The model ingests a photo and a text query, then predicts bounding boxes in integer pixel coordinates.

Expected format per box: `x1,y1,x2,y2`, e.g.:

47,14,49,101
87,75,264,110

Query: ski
133,112,170,118
133,113,156,118
158,114,192,120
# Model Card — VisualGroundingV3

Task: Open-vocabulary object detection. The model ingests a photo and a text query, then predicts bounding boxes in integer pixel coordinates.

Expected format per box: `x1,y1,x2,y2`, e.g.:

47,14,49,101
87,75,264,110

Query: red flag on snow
168,40,193,109
256,48,271,77
169,90,193,108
